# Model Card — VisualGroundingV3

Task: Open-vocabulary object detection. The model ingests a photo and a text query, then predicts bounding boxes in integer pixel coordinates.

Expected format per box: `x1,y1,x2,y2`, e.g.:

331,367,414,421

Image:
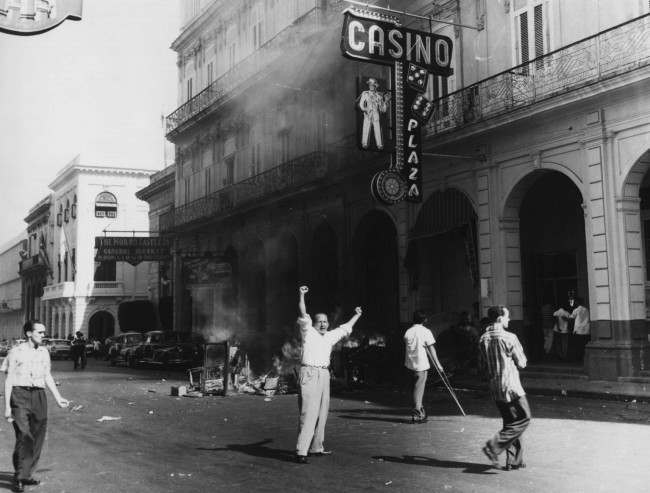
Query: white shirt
403,324,435,371
571,306,590,335
553,308,571,333
2,343,51,388
297,314,352,367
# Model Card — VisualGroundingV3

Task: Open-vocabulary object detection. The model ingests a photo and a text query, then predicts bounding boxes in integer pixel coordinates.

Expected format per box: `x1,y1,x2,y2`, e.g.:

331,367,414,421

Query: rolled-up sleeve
511,337,527,369
326,323,352,345
297,315,312,335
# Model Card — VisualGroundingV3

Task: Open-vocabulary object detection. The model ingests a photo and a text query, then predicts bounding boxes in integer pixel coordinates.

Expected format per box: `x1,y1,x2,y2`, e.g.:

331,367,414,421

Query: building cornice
136,167,176,202
171,0,233,53
24,195,52,225
49,162,157,191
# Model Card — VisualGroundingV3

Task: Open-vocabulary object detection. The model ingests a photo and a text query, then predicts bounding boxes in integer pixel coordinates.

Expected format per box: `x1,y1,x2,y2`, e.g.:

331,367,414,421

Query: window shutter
519,11,529,64
534,4,544,68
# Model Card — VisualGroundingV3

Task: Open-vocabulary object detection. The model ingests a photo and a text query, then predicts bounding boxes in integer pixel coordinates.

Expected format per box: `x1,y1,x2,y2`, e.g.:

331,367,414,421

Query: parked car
108,332,144,367
0,340,10,356
135,331,203,368
47,339,72,360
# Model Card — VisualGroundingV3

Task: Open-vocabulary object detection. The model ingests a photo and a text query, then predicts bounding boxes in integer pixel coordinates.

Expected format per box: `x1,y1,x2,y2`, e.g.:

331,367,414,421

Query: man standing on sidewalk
479,306,531,471
295,285,362,464
403,310,444,423
3,320,70,492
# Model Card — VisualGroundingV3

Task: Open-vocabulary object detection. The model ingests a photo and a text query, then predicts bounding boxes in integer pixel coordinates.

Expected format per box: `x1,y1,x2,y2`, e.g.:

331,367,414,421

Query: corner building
163,0,650,379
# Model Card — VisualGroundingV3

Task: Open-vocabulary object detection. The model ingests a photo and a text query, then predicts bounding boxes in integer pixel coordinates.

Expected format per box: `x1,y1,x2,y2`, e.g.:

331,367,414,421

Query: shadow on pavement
338,414,413,424
373,455,497,475
197,438,295,463
0,471,15,491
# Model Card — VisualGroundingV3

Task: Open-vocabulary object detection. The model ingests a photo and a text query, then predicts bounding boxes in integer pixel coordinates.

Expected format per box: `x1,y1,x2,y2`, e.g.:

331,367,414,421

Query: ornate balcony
165,5,326,138
89,281,125,297
42,282,75,300
426,14,650,137
161,151,333,232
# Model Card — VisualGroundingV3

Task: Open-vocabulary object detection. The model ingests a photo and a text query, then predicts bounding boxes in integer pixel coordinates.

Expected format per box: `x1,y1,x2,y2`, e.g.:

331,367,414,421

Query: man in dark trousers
3,320,70,492
479,306,531,471
71,331,87,370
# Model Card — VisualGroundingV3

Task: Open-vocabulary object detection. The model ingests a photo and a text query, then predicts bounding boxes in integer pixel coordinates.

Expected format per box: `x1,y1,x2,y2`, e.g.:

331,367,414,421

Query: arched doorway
266,232,299,353
88,311,115,342
352,210,399,339
240,240,268,371
310,221,339,323
505,170,588,362
406,188,479,353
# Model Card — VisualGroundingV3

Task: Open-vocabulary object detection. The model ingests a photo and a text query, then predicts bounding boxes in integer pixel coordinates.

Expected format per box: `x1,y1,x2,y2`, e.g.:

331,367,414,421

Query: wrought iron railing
166,5,325,136
426,14,650,136
161,151,332,232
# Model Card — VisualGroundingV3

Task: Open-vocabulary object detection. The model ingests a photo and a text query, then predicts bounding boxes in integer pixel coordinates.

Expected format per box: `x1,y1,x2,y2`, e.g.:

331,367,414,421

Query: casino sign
341,9,453,205
0,0,82,36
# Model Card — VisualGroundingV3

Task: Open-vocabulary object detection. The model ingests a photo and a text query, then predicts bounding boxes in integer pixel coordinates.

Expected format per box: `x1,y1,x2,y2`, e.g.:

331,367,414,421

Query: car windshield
125,334,143,344
54,340,70,346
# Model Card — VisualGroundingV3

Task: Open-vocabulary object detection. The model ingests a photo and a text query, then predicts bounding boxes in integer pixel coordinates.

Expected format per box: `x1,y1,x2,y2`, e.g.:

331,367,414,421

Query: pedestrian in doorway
552,293,574,361
403,310,444,423
295,285,362,464
3,320,70,492
569,297,590,361
92,338,101,359
71,331,87,370
479,306,531,471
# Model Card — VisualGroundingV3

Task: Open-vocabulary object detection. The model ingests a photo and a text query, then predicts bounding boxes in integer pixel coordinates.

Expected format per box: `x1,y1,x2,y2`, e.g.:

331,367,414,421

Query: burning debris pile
230,339,301,396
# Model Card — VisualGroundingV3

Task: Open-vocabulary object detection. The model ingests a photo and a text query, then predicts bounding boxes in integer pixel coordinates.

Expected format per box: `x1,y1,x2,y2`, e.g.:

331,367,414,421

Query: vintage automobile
47,339,72,360
135,330,203,368
108,332,144,367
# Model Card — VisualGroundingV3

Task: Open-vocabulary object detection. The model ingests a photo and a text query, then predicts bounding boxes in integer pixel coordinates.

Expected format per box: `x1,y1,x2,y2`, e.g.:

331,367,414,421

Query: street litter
128,402,135,405
385,481,392,486
147,389,157,393
148,410,154,414
97,416,121,422
71,405,83,412
264,397,272,402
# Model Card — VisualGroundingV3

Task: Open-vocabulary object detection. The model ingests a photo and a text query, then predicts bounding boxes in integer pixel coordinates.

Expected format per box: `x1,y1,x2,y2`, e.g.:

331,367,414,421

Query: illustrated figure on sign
358,78,391,150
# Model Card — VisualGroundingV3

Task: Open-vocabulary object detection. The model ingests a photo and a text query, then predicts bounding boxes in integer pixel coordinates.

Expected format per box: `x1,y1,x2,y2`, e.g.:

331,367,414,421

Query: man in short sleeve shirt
295,286,362,464
404,310,443,423
4,321,69,492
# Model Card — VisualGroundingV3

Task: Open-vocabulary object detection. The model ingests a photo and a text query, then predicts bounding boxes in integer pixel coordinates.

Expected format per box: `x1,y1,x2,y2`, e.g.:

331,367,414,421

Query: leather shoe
481,444,498,467
503,463,526,471
21,478,40,486
12,480,24,493
309,450,332,456
295,455,308,464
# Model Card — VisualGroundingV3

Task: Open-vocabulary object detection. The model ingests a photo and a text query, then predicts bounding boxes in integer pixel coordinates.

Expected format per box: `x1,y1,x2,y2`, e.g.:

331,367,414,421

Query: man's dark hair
486,306,506,323
23,319,42,336
413,310,428,324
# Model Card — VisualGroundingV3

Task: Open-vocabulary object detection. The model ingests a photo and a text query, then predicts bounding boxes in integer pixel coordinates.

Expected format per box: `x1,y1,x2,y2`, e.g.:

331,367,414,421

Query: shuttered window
514,2,548,72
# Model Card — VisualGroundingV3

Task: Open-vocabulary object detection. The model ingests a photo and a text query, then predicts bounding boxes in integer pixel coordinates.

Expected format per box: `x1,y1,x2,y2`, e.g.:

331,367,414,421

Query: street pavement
0,359,648,493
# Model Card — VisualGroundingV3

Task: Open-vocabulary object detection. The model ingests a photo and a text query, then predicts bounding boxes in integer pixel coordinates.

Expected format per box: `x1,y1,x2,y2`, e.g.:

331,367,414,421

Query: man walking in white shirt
403,310,444,423
295,286,362,464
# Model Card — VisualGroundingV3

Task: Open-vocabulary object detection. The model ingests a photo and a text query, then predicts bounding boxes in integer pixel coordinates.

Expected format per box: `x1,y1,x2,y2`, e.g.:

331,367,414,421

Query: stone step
522,365,586,376
618,376,650,384
522,371,588,381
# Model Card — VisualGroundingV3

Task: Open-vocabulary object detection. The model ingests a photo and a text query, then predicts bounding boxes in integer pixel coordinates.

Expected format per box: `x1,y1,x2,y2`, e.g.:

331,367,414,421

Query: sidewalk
448,362,650,401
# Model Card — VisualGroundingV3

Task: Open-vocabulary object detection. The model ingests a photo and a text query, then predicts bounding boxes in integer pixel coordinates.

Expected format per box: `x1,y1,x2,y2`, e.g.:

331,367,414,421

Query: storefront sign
95,237,171,266
341,11,453,76
0,0,82,36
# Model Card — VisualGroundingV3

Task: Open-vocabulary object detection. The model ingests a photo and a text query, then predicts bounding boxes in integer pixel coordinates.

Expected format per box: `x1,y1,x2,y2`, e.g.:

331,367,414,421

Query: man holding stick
295,286,362,464
479,306,530,471
403,310,444,423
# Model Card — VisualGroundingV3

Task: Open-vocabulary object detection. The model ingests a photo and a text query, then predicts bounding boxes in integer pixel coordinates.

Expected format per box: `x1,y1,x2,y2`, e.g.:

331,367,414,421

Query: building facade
22,157,156,340
161,0,650,379
0,234,26,340
135,164,176,331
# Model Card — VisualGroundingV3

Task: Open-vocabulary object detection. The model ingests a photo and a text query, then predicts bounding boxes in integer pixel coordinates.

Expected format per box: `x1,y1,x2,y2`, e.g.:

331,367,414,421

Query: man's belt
16,386,44,390
301,364,329,369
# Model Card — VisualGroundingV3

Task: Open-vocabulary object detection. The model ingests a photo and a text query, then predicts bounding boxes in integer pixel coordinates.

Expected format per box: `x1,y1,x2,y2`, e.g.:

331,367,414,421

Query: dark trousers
73,347,86,369
11,387,48,481
487,395,531,467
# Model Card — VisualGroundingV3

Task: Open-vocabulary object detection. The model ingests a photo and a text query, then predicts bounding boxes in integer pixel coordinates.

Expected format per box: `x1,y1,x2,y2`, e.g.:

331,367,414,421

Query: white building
0,234,26,340
31,157,156,340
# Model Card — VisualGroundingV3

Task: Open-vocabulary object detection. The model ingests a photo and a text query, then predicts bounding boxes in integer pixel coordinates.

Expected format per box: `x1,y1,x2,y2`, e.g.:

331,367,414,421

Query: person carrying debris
294,285,362,464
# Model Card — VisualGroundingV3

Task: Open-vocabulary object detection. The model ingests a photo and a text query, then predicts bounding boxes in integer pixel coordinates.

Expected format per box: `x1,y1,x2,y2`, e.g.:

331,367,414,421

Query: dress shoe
309,450,333,456
12,480,24,493
481,444,499,467
503,463,526,471
295,455,308,464
21,478,40,486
